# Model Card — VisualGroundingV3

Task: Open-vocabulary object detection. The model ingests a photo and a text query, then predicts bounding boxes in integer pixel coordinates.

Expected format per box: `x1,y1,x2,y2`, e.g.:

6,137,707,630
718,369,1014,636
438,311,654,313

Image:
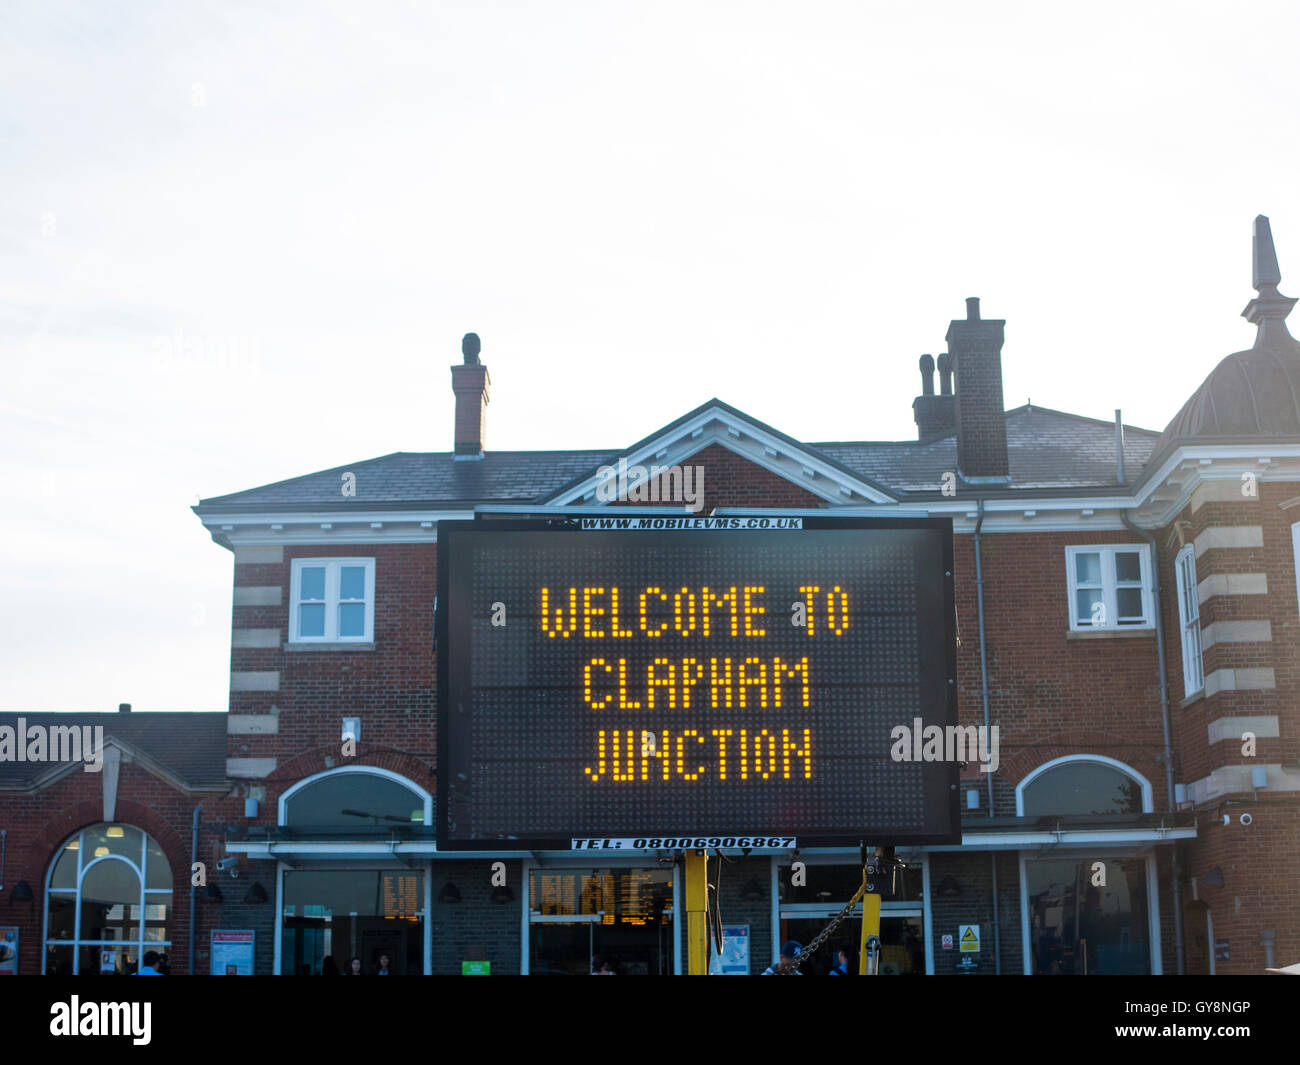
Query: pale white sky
4,1,1299,710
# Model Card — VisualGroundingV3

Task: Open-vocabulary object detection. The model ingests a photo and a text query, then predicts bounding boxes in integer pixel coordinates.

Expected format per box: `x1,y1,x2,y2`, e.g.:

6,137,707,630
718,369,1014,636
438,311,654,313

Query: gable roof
0,712,228,792
540,398,897,506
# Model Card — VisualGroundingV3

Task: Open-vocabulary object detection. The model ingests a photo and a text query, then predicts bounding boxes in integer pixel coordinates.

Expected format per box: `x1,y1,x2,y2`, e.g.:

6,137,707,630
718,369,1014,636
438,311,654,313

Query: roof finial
462,332,482,365
1253,215,1282,290
1242,215,1297,349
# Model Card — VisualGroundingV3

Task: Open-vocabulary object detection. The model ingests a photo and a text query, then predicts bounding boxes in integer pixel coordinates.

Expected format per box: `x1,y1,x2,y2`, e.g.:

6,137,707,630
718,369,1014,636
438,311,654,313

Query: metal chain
787,873,867,973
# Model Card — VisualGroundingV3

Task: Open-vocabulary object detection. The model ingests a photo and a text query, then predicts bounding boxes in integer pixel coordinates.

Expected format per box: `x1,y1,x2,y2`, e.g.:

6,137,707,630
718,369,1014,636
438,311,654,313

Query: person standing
134,951,163,975
762,941,803,975
376,954,391,975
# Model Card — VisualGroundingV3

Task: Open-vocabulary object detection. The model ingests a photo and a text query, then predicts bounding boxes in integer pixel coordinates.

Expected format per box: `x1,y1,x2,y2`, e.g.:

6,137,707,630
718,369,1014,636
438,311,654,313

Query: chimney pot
966,297,980,321
919,354,935,396
937,352,953,396
118,702,131,713
462,332,481,365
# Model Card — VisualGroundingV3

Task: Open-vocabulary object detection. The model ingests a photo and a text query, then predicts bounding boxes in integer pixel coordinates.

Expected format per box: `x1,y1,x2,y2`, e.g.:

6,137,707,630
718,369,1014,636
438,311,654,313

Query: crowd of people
308,953,394,975
762,940,858,975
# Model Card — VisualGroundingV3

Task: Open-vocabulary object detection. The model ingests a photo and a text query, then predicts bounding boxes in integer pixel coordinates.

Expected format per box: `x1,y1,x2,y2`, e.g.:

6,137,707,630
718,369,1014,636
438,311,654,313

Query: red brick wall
230,541,437,820
1154,479,1300,973
960,529,1166,810
1155,481,1300,782
607,443,826,511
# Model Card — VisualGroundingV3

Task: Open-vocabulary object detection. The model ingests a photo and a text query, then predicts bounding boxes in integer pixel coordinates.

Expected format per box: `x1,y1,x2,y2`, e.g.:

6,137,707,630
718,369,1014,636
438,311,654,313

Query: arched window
279,766,432,833
1017,756,1152,817
43,823,173,975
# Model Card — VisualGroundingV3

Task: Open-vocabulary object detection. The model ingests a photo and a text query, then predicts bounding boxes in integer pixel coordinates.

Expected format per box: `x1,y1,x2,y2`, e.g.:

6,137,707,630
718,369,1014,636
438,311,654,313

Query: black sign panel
436,516,958,849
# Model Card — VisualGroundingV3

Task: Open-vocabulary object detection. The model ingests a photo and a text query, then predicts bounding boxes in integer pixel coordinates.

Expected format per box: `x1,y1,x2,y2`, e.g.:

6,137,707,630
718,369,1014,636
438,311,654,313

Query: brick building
3,216,1297,975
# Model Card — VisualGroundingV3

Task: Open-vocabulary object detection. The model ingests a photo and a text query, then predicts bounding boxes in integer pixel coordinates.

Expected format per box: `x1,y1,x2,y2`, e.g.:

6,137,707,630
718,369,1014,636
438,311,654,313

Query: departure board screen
530,868,671,925
382,874,420,918
436,516,959,849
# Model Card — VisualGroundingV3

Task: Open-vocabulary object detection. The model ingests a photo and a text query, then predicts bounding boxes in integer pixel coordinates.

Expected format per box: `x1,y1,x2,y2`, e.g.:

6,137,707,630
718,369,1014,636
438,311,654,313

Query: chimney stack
451,333,490,459
913,352,957,441
948,297,1010,482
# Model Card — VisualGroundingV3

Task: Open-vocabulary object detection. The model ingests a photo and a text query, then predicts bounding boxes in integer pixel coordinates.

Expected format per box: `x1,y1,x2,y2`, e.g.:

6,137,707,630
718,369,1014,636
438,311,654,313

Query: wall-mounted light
243,881,268,905
490,885,515,904
10,880,33,906
438,882,462,904
1203,866,1226,889
936,875,962,898
203,883,224,903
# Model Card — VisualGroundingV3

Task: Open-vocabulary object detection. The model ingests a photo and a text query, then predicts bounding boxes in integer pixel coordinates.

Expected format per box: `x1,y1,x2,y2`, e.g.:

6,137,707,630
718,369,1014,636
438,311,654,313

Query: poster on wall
709,924,750,975
210,930,255,975
0,927,17,975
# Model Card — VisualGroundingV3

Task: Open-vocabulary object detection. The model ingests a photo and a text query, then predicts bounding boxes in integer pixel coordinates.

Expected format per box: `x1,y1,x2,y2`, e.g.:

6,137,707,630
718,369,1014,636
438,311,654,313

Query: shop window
1026,857,1150,974
289,558,375,642
1065,545,1153,631
527,868,675,976
1019,758,1148,817
43,823,173,975
281,767,431,834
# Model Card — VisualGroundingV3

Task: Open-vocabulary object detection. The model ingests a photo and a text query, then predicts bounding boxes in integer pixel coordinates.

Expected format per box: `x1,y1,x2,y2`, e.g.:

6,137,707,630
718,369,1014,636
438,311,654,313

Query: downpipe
973,500,1002,975
1121,511,1185,975
189,804,201,975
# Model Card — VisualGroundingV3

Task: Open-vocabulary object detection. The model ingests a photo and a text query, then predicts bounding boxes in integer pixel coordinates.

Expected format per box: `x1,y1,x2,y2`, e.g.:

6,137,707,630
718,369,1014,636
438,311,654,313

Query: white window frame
289,558,376,643
1015,753,1154,816
277,764,433,826
1174,544,1204,696
1064,544,1154,631
1292,522,1300,622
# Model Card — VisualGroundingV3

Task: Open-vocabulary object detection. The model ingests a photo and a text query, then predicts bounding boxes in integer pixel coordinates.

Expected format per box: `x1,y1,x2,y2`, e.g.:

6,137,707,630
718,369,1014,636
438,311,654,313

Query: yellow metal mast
685,849,710,975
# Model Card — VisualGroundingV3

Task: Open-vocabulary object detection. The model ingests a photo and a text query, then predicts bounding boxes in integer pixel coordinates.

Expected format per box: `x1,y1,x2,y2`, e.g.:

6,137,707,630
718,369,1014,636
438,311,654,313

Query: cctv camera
216,857,239,875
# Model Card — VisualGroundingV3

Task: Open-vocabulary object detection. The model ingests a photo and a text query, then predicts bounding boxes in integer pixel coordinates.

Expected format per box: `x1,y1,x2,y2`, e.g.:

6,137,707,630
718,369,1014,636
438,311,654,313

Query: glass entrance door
280,869,424,975
778,912,924,974
777,858,926,975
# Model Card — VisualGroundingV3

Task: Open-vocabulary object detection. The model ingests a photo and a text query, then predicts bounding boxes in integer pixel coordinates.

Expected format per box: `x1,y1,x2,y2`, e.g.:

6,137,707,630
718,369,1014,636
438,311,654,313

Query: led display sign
436,516,958,849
